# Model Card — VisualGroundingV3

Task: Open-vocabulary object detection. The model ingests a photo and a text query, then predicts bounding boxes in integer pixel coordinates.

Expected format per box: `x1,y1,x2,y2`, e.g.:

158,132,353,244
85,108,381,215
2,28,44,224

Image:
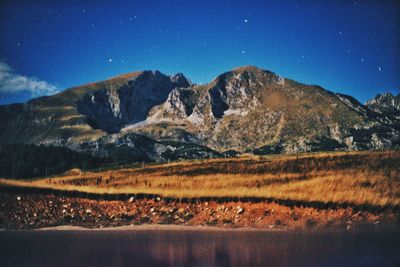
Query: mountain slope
0,71,190,145
127,66,399,152
0,66,398,158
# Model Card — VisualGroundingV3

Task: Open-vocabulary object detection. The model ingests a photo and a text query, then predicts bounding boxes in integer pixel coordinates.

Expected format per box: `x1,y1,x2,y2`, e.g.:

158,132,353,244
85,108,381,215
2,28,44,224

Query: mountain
128,66,399,153
365,93,400,122
0,70,190,144
0,66,399,161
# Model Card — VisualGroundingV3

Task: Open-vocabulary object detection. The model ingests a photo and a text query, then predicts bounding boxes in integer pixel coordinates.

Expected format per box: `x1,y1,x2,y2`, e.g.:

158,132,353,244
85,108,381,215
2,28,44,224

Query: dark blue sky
0,0,399,105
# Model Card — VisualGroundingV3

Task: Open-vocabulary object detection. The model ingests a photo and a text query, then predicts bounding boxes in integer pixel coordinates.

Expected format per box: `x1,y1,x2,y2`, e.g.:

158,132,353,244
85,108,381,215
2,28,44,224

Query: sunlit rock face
209,66,279,119
77,71,191,133
146,87,199,123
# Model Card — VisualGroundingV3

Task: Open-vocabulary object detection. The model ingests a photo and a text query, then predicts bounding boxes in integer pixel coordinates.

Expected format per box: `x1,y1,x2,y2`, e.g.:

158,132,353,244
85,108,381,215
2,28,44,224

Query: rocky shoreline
0,193,398,231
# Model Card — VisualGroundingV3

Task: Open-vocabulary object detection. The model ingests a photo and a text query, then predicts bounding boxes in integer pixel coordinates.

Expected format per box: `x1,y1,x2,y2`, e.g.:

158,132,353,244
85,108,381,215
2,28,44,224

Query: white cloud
0,61,59,97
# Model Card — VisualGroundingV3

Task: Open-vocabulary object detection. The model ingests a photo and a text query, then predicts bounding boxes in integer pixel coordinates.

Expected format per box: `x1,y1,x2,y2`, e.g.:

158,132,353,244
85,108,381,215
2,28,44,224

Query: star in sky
108,58,113,63
244,19,248,23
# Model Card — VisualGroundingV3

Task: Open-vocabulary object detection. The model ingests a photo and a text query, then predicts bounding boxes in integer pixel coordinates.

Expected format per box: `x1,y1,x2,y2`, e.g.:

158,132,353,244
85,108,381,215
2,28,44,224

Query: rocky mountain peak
213,65,278,83
76,70,192,133
232,65,267,72
365,92,400,121
365,92,400,110
208,66,284,118
171,72,191,87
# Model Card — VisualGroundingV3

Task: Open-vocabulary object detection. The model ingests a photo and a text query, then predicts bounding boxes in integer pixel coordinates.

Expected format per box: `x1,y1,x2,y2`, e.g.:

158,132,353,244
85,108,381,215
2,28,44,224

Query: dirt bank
0,193,398,231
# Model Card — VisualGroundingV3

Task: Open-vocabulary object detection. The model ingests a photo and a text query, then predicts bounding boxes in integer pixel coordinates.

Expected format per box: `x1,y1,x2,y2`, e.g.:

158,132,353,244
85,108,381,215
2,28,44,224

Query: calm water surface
0,228,399,267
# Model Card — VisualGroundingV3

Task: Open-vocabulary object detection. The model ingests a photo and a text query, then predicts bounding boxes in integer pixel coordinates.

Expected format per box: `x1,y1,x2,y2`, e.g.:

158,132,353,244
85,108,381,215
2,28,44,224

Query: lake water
0,228,399,267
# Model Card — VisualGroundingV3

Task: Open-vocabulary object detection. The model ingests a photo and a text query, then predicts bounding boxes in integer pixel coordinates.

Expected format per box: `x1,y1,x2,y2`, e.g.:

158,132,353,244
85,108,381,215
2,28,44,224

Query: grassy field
1,150,399,208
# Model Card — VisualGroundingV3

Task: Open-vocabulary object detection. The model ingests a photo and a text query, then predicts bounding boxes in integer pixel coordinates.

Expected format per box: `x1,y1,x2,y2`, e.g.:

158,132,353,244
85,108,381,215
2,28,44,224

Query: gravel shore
1,193,398,231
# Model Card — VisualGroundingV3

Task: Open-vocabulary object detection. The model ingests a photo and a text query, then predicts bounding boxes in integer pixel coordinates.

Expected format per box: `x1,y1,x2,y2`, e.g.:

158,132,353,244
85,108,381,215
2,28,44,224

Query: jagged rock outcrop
365,93,400,121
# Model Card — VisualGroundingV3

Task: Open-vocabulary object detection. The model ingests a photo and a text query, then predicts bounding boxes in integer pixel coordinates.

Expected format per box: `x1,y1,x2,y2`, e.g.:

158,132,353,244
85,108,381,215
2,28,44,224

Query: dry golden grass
1,150,399,208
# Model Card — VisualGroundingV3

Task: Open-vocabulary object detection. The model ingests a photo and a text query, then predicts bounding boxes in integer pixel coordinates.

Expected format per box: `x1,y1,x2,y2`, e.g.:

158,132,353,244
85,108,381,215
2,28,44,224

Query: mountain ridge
0,66,398,161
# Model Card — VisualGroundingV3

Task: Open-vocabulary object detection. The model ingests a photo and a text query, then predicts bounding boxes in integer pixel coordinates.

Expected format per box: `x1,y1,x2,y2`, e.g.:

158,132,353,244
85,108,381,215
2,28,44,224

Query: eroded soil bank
0,193,398,231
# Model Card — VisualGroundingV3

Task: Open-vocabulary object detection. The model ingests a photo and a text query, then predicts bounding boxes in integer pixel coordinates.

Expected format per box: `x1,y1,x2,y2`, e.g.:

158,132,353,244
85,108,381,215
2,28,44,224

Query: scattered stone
16,196,21,201
86,209,92,214
178,208,185,214
237,207,244,214
128,197,135,203
150,208,155,212
62,209,67,214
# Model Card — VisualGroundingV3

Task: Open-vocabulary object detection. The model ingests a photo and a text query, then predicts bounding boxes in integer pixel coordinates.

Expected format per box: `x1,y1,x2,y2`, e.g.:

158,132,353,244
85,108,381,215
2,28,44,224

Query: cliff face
0,66,398,159
76,71,191,133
